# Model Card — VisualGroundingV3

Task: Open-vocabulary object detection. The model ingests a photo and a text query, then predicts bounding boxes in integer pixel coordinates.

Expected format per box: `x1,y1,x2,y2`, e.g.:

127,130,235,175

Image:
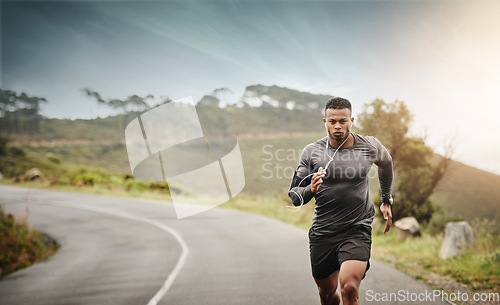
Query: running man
288,97,393,305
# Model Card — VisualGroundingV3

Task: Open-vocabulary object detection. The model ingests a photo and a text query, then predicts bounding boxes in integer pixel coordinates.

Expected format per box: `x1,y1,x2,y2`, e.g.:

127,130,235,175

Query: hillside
431,160,500,221
4,131,499,224
2,84,499,224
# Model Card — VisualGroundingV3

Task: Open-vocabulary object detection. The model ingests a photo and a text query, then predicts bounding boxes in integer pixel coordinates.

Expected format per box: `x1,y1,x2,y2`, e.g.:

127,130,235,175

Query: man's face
323,108,353,142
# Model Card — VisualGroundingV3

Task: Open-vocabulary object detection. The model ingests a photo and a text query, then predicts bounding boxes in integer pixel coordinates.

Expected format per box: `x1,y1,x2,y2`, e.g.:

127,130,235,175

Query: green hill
4,132,499,224
431,159,500,221
2,84,499,224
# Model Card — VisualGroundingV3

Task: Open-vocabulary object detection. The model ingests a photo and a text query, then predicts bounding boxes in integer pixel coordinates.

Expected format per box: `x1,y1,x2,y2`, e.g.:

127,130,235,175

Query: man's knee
339,260,366,302
341,281,359,302
315,273,340,305
318,287,340,305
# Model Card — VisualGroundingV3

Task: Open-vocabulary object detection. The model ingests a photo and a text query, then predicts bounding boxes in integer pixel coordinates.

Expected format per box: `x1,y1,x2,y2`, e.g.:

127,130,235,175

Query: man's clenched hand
310,167,326,193
380,202,392,234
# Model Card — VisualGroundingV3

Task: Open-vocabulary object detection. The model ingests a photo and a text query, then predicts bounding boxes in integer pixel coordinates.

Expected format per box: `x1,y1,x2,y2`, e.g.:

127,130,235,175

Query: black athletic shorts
309,225,372,280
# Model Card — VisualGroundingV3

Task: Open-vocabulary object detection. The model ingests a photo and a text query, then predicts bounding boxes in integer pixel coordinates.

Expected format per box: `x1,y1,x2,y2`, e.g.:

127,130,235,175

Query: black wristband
382,197,393,205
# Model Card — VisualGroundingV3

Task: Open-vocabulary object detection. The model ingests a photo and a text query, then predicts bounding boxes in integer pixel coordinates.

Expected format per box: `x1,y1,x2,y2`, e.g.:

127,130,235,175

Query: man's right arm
288,146,315,206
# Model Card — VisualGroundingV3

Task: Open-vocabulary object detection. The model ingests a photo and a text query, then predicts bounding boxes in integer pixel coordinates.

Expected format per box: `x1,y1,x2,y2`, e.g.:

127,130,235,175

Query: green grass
0,205,60,278
372,219,500,291
16,142,130,173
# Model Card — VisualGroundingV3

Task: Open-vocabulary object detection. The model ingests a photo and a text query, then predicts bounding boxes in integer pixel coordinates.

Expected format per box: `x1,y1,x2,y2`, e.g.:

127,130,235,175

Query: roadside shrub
109,175,123,187
480,251,500,270
9,147,25,157
379,197,439,224
73,172,100,186
46,153,61,164
0,134,8,156
124,179,171,194
471,218,499,254
0,158,28,179
124,179,149,191
147,181,169,191
0,206,59,278
71,168,110,186
426,210,465,236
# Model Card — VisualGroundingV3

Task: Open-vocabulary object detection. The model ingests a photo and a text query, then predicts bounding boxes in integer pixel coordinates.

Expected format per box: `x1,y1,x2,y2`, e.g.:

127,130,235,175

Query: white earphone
287,133,350,211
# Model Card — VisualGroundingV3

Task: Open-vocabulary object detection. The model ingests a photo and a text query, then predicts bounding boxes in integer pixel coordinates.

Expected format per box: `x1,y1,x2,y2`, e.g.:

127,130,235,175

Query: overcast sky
2,0,500,174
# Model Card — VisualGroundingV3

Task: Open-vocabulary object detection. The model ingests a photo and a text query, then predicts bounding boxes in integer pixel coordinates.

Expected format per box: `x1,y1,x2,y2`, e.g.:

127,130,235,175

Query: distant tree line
81,88,157,113
82,88,172,131
0,88,47,134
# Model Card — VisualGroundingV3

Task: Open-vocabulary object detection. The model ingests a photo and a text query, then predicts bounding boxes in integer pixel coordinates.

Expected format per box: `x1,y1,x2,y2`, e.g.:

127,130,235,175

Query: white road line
0,191,188,305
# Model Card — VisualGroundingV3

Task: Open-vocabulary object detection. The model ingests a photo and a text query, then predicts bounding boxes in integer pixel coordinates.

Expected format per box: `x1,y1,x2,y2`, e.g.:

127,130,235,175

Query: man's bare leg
339,260,368,305
314,270,341,305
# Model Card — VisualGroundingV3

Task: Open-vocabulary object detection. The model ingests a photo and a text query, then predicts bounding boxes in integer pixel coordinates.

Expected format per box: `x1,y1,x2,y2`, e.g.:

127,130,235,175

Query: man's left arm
373,138,394,234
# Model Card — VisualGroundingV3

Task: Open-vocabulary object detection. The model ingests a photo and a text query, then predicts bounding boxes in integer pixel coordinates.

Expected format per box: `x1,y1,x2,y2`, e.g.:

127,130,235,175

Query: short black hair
324,97,352,116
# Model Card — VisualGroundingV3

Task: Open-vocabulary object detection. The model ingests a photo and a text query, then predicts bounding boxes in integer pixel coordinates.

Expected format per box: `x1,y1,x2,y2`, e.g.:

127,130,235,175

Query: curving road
0,185,449,305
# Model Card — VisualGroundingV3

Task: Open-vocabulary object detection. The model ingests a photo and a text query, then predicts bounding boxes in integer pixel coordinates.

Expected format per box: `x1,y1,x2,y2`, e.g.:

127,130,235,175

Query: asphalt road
0,185,450,305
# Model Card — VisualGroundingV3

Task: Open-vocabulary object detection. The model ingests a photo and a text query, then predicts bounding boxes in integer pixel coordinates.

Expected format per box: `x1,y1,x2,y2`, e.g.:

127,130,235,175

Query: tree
197,95,220,108
196,88,233,109
357,99,453,222
82,88,158,131
195,88,232,134
0,88,47,133
82,88,152,113
356,99,412,161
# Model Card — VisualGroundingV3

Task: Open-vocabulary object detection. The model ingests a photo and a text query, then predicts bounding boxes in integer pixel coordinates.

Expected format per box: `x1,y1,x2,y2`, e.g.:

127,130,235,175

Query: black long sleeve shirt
288,133,393,243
